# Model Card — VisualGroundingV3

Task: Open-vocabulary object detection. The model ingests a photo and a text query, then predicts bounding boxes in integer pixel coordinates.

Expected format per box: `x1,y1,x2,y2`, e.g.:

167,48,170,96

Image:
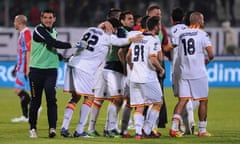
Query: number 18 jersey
178,28,212,79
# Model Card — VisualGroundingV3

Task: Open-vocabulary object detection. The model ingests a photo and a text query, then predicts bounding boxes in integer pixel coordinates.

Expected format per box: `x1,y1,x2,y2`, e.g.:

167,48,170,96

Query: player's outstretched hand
74,40,88,49
98,21,114,34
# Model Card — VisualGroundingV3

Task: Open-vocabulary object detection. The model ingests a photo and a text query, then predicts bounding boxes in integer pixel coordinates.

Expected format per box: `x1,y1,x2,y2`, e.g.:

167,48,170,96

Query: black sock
18,90,31,118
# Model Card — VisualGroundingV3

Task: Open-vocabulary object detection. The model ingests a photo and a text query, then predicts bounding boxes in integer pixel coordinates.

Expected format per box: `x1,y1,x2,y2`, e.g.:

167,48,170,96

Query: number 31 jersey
178,28,212,79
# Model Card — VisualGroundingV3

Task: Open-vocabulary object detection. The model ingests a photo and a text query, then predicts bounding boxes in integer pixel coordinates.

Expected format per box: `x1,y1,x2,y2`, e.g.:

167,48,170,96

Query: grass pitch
0,87,239,144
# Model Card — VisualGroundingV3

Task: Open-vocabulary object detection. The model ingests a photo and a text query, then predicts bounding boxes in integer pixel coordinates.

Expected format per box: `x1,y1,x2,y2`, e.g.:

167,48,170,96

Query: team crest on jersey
154,42,158,50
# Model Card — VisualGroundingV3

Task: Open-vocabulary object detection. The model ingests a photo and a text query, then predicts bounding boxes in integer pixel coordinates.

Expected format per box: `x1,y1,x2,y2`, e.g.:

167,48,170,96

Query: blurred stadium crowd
0,0,239,27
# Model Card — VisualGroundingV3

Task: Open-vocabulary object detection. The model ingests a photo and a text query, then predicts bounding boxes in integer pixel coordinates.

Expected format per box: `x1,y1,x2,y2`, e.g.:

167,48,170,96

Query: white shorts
130,81,163,107
94,69,123,100
178,76,208,100
64,66,94,97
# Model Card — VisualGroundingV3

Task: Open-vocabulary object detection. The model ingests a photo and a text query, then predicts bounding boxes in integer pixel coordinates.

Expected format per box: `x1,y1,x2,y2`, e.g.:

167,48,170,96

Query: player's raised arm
109,33,143,46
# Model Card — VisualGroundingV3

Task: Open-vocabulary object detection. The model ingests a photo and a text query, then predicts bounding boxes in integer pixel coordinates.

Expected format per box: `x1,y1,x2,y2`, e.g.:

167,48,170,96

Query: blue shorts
14,72,30,91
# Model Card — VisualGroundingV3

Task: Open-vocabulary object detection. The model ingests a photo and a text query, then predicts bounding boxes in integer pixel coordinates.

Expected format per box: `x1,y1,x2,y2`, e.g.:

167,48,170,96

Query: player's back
170,24,187,46
130,34,160,83
68,27,110,75
178,28,212,79
170,24,187,73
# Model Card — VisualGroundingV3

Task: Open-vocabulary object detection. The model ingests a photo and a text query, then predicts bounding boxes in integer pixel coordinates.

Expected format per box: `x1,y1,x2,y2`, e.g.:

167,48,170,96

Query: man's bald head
189,12,205,28
15,15,27,25
190,12,204,26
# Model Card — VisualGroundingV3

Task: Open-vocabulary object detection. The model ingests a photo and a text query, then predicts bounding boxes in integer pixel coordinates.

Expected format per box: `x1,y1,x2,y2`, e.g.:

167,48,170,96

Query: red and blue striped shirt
16,27,31,73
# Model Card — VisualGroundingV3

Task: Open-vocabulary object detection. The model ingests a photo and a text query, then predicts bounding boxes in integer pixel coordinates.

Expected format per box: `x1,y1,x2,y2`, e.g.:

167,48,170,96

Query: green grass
0,88,240,144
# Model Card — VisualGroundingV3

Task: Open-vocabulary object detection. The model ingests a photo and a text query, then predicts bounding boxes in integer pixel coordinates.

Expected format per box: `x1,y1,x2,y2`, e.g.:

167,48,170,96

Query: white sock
61,103,75,130
121,104,132,134
75,101,92,134
104,104,110,131
171,114,182,131
88,101,102,132
107,103,120,131
199,121,207,133
193,100,200,110
134,112,144,135
145,105,153,120
143,108,159,135
186,100,195,125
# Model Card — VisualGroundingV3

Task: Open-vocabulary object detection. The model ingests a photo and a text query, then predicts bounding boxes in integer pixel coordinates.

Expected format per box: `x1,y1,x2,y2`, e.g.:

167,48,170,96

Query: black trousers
29,68,58,130
157,60,168,128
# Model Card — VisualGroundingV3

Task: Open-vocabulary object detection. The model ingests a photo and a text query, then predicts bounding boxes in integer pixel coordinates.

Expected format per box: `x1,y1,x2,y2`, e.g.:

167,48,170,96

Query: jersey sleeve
149,38,161,57
202,31,212,49
109,34,129,46
170,27,179,47
127,31,142,38
33,26,72,49
24,29,32,52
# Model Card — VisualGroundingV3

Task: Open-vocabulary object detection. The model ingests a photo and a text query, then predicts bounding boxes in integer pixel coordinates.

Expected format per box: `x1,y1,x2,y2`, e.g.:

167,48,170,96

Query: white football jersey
130,33,161,83
170,24,187,73
68,27,131,75
178,28,212,79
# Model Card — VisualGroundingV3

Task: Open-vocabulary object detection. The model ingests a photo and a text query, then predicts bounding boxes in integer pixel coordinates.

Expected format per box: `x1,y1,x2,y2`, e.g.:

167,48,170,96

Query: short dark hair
41,9,55,17
107,18,121,28
147,16,160,30
146,5,160,14
171,8,184,22
184,10,195,26
141,15,150,29
107,8,121,19
119,10,133,21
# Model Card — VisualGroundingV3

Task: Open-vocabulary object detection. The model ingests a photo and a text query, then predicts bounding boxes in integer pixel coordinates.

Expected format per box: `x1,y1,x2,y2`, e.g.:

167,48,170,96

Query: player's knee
111,98,123,107
92,100,104,108
70,93,81,103
83,97,93,107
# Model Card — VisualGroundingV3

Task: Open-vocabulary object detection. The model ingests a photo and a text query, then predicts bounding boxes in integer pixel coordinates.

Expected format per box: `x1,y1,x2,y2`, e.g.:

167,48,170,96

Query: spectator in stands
29,4,40,26
133,14,142,31
222,21,238,55
220,0,236,26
